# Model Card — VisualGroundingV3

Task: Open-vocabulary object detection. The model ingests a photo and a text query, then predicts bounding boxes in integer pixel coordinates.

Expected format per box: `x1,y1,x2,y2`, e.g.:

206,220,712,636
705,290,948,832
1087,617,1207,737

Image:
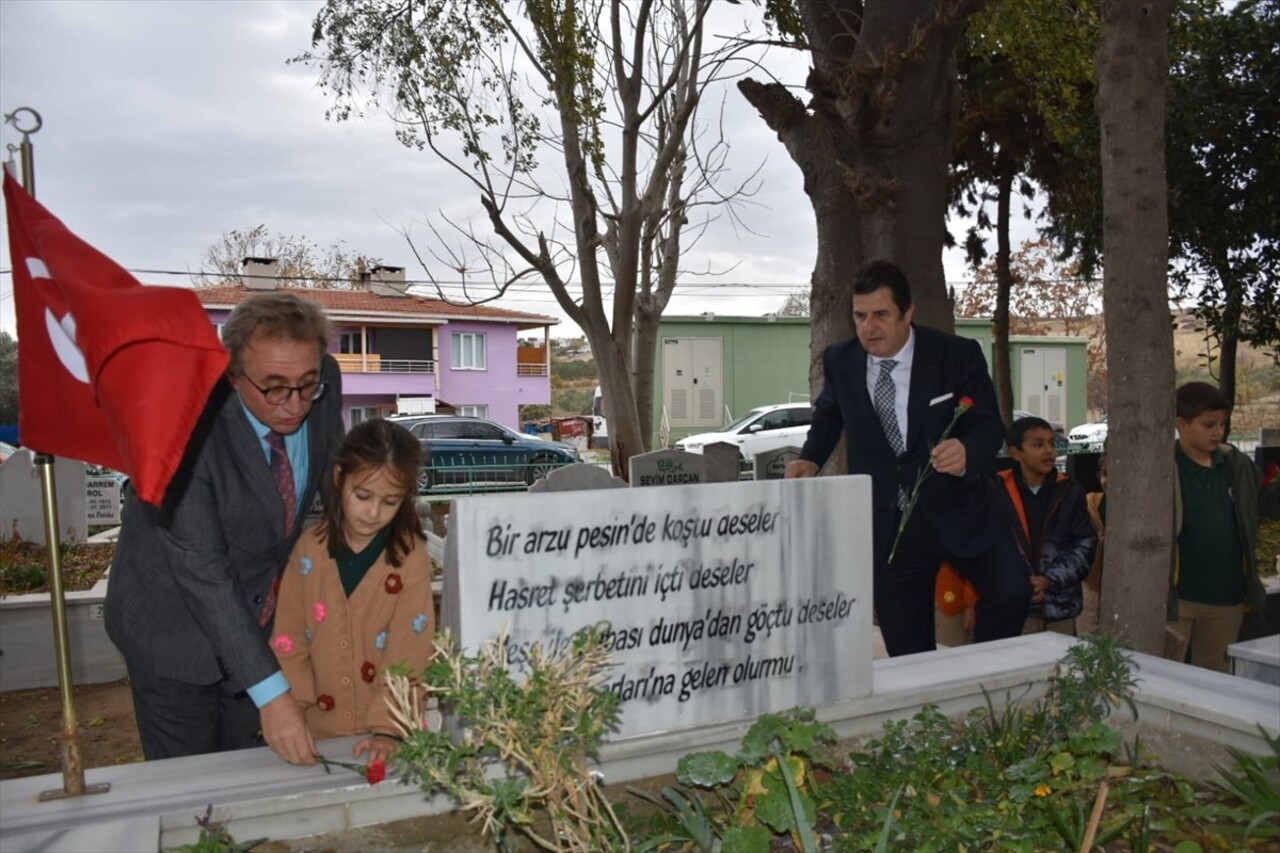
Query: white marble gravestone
754,445,803,480
443,476,873,739
628,448,708,487
0,450,87,544
529,462,628,493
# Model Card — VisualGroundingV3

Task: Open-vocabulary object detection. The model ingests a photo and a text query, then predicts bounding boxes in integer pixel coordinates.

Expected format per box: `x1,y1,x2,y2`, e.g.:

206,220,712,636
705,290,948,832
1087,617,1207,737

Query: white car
674,403,812,461
1068,416,1108,453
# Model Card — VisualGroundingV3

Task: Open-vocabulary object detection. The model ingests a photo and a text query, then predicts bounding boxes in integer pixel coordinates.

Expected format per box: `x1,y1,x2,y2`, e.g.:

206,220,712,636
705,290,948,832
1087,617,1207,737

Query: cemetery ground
0,678,140,780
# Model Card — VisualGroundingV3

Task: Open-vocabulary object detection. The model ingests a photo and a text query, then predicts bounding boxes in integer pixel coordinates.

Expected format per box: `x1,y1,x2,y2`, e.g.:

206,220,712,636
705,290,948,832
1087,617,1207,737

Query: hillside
1031,312,1277,432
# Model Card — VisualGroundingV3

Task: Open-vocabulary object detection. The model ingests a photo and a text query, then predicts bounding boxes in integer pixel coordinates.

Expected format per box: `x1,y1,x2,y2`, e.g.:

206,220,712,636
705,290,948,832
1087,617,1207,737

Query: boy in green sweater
1166,382,1267,672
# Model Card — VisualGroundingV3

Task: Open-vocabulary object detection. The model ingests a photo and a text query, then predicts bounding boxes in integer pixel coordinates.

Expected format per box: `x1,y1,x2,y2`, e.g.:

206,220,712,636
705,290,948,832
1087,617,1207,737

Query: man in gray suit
107,291,344,763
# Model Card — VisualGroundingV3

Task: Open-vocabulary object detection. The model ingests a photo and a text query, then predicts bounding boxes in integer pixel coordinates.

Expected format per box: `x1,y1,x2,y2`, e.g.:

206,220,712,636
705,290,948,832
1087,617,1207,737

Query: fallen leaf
87,716,106,727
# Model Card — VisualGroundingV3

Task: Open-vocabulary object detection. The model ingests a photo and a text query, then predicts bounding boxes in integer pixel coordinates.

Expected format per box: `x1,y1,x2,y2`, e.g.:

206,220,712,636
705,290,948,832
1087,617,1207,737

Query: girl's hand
353,734,400,768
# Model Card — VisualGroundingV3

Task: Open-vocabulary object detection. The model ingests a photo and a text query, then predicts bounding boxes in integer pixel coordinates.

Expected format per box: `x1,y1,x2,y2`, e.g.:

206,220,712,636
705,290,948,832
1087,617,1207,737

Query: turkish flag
3,171,228,505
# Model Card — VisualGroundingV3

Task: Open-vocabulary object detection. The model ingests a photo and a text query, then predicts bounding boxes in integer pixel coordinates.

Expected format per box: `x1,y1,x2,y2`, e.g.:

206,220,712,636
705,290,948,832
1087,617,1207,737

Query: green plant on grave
389,625,625,853
630,708,838,852
1040,630,1139,739
1198,725,1280,841
821,634,1144,849
164,805,265,853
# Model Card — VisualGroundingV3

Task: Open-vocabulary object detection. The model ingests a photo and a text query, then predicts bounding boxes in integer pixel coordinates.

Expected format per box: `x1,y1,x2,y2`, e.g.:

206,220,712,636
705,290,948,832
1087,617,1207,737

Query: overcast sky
0,0,1012,339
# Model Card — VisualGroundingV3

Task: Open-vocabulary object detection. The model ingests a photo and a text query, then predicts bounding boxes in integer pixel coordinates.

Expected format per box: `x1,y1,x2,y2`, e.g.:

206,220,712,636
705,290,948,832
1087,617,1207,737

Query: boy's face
1010,427,1058,480
1176,409,1227,457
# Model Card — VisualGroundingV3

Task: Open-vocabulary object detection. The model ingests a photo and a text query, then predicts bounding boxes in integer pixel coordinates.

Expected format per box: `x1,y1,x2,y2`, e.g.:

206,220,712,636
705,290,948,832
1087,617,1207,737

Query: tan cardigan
270,526,434,738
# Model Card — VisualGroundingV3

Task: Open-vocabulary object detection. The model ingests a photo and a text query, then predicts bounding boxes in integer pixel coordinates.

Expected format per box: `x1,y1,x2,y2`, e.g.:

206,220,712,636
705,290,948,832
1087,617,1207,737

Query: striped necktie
259,430,297,627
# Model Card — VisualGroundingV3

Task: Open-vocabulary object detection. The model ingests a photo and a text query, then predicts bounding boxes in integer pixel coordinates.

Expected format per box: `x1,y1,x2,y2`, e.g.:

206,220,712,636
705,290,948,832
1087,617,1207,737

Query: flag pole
4,107,109,799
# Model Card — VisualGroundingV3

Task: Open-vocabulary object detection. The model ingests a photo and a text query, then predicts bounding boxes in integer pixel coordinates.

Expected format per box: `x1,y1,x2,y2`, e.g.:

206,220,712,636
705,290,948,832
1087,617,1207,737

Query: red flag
3,171,229,505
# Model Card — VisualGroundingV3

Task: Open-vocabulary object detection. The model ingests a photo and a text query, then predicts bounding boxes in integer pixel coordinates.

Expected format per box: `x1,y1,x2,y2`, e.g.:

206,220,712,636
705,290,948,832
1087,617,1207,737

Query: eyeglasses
240,374,328,406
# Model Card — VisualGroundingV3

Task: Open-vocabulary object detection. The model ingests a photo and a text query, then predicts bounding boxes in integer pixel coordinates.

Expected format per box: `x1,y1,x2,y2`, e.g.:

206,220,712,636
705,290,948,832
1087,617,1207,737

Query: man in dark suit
786,261,1029,656
107,291,344,762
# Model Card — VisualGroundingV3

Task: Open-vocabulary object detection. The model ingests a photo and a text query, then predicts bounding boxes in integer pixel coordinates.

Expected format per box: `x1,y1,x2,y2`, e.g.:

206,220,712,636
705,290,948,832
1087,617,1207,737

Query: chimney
368,265,408,298
241,257,279,291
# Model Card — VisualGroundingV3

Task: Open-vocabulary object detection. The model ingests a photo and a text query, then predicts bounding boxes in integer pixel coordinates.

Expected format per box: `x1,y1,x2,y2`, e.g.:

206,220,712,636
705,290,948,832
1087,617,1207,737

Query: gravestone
1260,428,1279,447
702,442,743,483
753,445,802,480
529,462,628,493
628,448,707,487
85,475,121,526
442,476,874,739
0,450,87,544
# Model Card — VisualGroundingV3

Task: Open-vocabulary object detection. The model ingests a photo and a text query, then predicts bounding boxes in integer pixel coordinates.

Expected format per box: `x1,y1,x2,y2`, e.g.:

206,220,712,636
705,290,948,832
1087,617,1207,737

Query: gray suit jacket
106,354,344,692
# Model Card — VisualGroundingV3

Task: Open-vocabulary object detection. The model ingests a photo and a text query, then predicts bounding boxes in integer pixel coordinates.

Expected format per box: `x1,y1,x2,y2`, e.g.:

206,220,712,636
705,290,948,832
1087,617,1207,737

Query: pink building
194,265,556,429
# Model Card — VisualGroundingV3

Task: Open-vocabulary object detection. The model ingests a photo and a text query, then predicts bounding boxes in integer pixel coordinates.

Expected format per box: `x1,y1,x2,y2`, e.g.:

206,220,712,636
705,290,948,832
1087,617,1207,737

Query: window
339,331,364,354
349,406,379,426
460,420,505,440
459,404,489,419
789,408,813,428
451,332,487,370
757,412,790,432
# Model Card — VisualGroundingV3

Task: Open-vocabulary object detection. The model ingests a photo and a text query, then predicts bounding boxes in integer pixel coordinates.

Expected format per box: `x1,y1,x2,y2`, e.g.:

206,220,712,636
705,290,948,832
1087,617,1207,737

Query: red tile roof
192,284,558,329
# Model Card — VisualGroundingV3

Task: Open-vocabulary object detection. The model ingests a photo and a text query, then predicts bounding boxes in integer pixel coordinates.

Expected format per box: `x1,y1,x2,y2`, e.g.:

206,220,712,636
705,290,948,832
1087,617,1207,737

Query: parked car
401,415,580,491
1012,410,1066,437
1067,416,1108,453
674,403,813,461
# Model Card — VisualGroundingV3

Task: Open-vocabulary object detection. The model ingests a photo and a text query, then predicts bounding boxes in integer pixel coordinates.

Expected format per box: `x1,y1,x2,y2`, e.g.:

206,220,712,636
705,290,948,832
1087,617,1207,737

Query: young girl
270,418,433,768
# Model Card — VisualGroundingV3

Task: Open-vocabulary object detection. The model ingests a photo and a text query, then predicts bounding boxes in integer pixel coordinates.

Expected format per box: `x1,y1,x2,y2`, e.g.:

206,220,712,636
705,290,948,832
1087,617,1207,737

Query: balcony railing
516,363,549,377
334,354,435,374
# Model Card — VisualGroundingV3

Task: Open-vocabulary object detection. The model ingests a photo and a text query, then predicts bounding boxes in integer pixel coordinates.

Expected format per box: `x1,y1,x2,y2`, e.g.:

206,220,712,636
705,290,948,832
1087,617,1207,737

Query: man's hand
260,692,317,765
785,459,819,479
930,438,967,476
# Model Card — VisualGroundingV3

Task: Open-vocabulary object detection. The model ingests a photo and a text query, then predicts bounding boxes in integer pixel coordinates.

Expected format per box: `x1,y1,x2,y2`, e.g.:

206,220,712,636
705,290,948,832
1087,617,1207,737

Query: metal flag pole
3,106,109,800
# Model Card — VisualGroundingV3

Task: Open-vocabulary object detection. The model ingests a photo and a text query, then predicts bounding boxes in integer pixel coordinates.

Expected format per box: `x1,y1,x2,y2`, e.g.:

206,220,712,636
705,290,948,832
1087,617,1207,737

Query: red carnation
365,758,387,785
361,661,377,683
958,396,974,411
384,573,404,594
316,694,335,711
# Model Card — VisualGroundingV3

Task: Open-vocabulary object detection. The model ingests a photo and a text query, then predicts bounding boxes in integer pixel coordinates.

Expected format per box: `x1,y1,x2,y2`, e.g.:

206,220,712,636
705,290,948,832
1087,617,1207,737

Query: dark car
401,415,580,491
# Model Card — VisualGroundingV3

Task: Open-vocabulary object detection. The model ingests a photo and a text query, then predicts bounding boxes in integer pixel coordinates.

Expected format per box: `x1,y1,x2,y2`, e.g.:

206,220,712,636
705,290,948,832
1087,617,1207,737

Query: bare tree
777,291,810,317
194,224,378,289
296,0,759,478
1095,0,1175,654
739,0,986,404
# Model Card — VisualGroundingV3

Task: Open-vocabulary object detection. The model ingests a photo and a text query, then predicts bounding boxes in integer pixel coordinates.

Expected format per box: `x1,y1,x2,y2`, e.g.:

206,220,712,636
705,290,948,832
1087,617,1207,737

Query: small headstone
1261,428,1280,448
529,463,628,493
84,475,122,526
0,450,87,544
442,477,874,739
754,445,802,480
629,448,707,487
703,442,743,483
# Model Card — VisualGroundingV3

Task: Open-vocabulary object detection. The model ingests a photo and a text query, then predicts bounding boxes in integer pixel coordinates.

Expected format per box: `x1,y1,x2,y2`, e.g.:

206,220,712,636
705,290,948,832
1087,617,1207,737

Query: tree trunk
993,153,1015,426
1216,261,1243,442
1095,0,1174,655
739,0,982,406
